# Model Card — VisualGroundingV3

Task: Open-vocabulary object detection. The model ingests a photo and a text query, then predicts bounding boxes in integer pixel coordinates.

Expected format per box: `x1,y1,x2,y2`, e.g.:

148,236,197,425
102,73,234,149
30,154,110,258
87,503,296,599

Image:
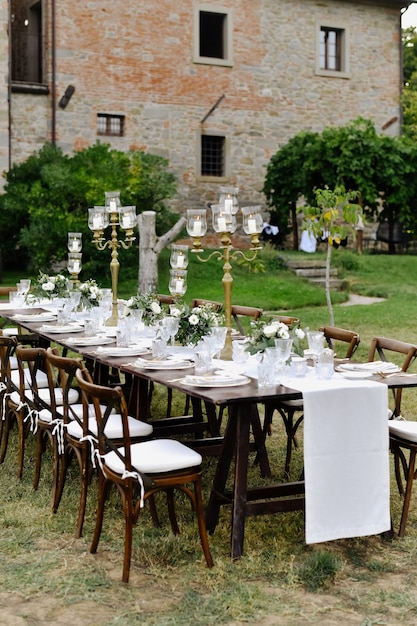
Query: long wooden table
2,305,416,559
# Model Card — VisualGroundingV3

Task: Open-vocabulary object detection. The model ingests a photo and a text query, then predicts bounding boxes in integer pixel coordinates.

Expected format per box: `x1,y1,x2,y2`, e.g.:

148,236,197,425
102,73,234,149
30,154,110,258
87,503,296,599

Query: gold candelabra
88,191,137,325
187,188,263,360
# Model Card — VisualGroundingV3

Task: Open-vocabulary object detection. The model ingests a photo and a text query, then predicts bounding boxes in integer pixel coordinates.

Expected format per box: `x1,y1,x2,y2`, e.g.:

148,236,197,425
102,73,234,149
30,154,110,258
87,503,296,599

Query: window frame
193,4,233,67
197,132,230,182
96,113,125,137
315,20,350,79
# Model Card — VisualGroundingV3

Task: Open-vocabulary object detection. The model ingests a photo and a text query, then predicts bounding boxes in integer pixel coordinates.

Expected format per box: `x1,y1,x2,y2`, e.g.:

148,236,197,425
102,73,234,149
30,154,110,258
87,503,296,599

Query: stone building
0,0,411,208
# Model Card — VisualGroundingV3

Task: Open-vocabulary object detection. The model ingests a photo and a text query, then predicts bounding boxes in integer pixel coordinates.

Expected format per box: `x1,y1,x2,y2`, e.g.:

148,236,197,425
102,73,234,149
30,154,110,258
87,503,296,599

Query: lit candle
93,216,102,230
247,218,257,234
122,217,131,229
224,198,233,214
218,217,227,232
176,254,184,268
73,260,80,273
71,240,79,252
109,200,117,211
175,279,184,294
192,220,202,236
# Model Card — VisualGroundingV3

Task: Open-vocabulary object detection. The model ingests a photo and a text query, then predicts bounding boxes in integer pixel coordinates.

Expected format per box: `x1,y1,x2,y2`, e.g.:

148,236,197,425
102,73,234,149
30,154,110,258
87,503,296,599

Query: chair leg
0,410,12,465
398,449,417,537
193,478,214,568
121,482,134,583
166,488,180,535
91,473,111,554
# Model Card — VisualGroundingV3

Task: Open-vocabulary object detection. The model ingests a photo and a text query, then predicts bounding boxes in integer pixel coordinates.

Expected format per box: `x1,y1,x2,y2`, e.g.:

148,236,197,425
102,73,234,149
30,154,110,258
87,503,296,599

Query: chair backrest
0,336,18,406
273,315,300,326
319,325,360,359
75,367,131,466
157,294,176,305
14,345,54,413
191,298,223,312
368,336,417,416
46,347,83,423
231,305,263,336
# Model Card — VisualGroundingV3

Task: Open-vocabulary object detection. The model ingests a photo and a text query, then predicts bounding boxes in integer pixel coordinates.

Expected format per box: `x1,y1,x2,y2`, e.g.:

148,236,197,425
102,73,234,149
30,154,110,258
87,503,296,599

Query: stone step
285,259,327,270
309,277,343,289
295,268,338,278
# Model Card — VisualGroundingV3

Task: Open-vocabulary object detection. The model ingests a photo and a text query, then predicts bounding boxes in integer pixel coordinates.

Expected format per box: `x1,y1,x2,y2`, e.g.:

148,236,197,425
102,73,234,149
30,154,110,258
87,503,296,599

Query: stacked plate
182,372,250,387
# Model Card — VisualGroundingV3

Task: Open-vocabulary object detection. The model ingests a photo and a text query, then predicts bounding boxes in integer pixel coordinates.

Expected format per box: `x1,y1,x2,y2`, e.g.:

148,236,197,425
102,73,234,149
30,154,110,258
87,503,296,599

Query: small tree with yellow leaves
299,186,362,326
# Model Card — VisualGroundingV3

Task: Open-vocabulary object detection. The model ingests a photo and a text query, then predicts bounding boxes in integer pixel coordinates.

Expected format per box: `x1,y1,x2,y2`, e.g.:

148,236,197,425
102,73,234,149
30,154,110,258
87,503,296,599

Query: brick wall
1,0,404,211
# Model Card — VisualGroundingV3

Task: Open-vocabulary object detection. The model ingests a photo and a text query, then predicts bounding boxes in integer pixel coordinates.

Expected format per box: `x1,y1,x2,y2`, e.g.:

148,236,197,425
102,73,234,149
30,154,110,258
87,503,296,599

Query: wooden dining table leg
249,403,271,478
205,404,239,534
231,401,252,560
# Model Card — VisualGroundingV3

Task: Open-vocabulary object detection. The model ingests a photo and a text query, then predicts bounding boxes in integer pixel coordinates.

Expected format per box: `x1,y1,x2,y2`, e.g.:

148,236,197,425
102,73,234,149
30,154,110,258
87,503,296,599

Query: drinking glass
156,319,171,343
210,326,228,358
194,348,212,375
315,348,335,379
163,316,179,346
306,331,325,359
19,279,31,295
274,338,293,363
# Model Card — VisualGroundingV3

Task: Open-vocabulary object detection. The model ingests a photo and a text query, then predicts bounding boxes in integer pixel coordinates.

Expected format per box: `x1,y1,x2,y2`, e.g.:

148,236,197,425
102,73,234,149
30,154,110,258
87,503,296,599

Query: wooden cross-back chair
231,304,262,336
319,325,360,359
75,367,213,583
367,336,417,537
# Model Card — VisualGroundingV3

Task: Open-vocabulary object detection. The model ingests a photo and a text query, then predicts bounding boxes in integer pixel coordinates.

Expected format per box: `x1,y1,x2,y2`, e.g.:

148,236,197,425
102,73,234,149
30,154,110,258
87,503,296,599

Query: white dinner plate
65,335,115,346
12,312,57,323
337,361,400,374
133,358,193,370
38,324,84,334
182,373,250,387
95,346,149,357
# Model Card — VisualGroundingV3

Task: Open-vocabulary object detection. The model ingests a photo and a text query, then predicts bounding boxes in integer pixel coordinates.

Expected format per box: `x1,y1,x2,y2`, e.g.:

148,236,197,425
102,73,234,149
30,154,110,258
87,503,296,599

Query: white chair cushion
103,438,202,476
389,419,417,444
19,387,79,406
2,328,19,337
11,369,50,389
279,399,303,409
9,356,18,370
67,413,153,440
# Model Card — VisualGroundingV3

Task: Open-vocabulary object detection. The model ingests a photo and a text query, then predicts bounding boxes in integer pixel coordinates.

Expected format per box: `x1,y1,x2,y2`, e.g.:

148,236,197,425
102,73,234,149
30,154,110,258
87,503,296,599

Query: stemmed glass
209,326,228,358
306,331,325,361
163,316,179,346
156,319,171,343
18,279,31,296
273,338,293,379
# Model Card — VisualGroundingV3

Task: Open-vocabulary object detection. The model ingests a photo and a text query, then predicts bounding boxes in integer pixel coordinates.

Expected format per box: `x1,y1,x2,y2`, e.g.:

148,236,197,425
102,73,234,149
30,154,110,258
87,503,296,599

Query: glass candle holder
120,206,137,230
68,232,82,253
68,252,82,275
88,206,109,231
169,269,187,297
211,204,236,233
219,186,239,215
241,206,263,235
170,244,189,269
105,190,121,213
186,209,207,238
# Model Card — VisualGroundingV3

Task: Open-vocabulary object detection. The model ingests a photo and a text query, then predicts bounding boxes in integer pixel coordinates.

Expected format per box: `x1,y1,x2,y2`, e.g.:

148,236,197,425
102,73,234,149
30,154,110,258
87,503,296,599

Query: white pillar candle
224,198,233,214
71,240,79,252
73,260,80,273
175,279,184,294
93,216,102,230
247,218,257,234
218,217,227,232
192,220,202,236
176,254,184,268
109,200,117,211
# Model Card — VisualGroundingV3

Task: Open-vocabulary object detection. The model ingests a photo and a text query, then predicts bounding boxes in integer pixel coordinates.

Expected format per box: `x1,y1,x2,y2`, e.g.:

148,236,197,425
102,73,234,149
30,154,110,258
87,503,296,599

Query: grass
2,249,417,623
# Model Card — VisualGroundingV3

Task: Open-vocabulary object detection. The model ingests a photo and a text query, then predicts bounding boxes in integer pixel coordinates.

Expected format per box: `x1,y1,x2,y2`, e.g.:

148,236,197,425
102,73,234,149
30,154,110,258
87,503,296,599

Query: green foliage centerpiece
170,302,224,347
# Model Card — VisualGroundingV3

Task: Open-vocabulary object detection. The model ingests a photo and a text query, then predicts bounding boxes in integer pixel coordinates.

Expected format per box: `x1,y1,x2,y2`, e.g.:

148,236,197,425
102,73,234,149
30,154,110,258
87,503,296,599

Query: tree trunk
137,211,186,293
325,243,334,326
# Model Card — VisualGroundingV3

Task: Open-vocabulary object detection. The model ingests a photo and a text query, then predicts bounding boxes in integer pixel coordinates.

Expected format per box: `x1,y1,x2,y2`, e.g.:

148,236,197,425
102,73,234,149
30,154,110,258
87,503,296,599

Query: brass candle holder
187,191,263,360
88,191,137,325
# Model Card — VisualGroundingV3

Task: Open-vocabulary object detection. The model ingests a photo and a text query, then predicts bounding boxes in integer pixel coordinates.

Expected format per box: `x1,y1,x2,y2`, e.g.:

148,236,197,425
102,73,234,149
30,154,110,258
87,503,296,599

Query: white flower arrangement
247,318,305,355
79,279,102,309
26,271,70,302
172,303,224,346
125,293,163,325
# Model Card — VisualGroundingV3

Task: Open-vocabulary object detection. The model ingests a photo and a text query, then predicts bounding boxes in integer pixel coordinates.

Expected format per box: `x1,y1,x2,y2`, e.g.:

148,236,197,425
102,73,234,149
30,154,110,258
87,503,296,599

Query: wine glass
209,326,228,358
306,331,325,360
163,316,179,346
19,279,31,296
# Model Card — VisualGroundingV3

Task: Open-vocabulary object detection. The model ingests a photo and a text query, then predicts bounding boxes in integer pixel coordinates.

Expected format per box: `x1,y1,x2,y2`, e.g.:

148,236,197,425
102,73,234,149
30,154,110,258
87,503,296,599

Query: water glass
315,348,335,379
194,349,212,375
84,318,98,337
232,340,249,363
152,338,167,359
257,357,275,388
291,356,308,377
116,326,131,348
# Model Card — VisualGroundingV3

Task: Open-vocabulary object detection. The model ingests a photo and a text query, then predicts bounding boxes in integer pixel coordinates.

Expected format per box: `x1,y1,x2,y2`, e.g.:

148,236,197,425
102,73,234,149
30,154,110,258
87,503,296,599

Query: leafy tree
300,186,361,325
263,118,417,251
0,143,178,279
402,27,417,140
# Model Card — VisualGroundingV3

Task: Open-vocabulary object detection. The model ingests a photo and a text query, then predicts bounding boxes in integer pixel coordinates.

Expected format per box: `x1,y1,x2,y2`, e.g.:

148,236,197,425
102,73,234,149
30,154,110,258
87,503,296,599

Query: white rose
263,324,278,338
171,307,181,317
127,297,135,308
150,302,161,314
189,314,199,326
42,281,54,292
295,328,305,340
279,328,290,339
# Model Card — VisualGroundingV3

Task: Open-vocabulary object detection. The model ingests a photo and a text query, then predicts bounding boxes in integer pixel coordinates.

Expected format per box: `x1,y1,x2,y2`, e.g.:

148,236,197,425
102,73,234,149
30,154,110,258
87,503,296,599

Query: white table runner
286,374,390,544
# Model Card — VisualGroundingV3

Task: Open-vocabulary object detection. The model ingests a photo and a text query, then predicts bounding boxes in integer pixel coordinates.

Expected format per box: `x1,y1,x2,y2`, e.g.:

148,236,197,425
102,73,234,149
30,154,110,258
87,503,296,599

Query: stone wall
0,0,404,210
